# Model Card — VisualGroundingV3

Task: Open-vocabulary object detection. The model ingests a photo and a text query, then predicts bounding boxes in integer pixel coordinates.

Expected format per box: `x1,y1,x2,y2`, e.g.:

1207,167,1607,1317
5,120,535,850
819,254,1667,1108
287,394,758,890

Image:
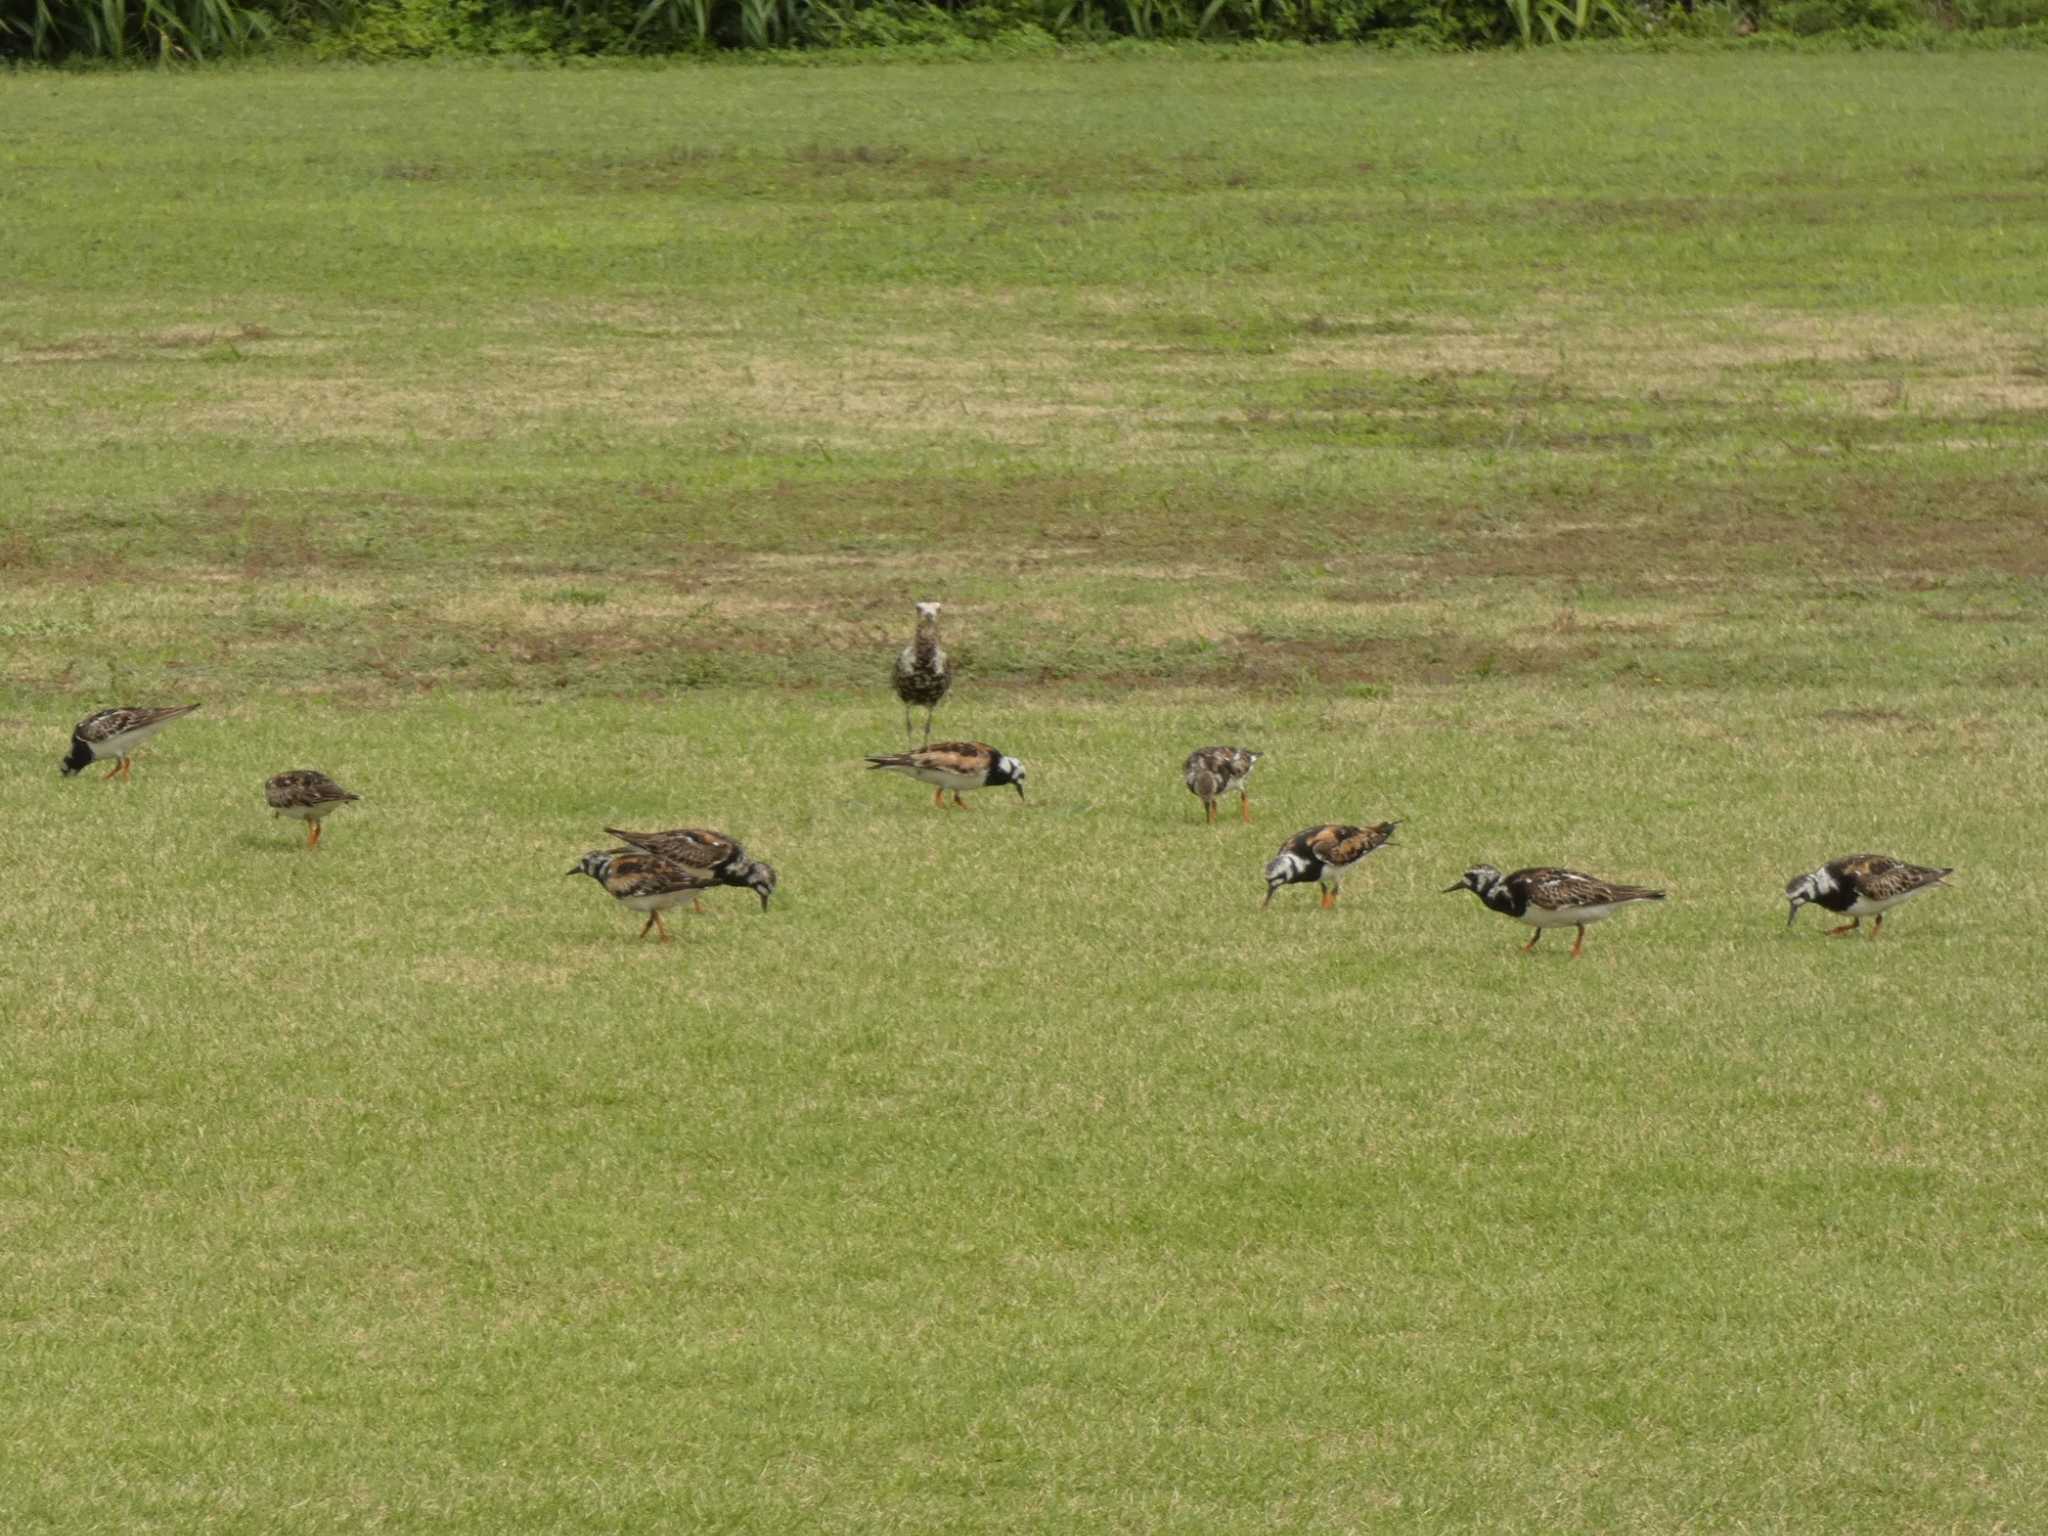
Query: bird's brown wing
265,770,356,809
1515,868,1662,911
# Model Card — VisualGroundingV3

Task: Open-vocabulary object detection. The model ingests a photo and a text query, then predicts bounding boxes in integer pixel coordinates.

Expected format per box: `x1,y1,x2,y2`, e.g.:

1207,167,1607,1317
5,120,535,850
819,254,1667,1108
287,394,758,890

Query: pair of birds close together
62,704,362,848
1191,744,1953,954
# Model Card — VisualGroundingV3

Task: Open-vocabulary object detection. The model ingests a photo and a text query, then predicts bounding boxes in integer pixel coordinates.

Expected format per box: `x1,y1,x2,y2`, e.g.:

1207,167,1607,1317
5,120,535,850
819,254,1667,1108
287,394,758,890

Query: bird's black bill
1787,901,1802,927
1013,783,1026,801
1440,882,1466,894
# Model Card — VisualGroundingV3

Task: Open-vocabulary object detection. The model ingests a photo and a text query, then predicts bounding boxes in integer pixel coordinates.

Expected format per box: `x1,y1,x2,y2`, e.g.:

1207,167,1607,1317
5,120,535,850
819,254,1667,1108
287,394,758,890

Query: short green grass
3,52,2046,1533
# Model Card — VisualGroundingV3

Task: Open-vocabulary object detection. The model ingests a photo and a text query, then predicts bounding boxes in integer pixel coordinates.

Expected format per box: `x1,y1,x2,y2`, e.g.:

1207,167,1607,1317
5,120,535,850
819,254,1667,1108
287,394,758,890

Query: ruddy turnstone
60,703,201,780
891,600,953,746
1443,865,1666,957
1785,853,1953,938
264,770,361,848
864,740,1026,808
1185,746,1261,825
602,826,778,912
1263,821,1398,909
567,850,716,943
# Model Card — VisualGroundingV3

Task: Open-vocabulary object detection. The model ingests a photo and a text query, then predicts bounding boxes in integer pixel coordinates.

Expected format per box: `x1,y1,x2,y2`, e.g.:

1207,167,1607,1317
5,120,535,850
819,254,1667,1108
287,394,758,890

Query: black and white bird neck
603,825,778,911
891,600,953,746
60,703,201,780
1185,746,1261,825
1443,865,1666,957
264,769,361,847
1263,822,1398,909
1785,853,1952,938
864,740,1026,809
567,849,717,943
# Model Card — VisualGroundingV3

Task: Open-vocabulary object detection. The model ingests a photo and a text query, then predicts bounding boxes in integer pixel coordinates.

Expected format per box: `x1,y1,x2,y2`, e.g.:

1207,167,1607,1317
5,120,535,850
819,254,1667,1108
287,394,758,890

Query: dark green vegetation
4,56,2047,1530
5,0,2047,61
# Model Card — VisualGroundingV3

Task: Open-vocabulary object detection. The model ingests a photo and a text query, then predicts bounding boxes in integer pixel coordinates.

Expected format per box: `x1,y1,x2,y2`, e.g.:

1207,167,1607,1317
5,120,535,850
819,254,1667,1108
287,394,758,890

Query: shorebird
602,825,777,912
567,850,717,943
891,600,952,746
264,770,361,848
1185,746,1261,825
1784,853,1952,938
60,704,201,780
1443,865,1666,957
864,740,1025,808
1263,821,1398,908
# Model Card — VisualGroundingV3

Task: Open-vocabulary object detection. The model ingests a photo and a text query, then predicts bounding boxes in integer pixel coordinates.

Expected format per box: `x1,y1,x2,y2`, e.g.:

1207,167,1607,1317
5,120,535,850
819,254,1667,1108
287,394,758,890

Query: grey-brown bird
891,601,952,747
1184,746,1261,825
264,770,361,848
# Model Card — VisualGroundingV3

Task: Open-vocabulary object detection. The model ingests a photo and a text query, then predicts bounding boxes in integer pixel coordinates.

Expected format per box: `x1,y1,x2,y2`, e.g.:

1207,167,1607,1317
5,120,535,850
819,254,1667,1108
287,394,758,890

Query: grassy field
4,52,2047,1532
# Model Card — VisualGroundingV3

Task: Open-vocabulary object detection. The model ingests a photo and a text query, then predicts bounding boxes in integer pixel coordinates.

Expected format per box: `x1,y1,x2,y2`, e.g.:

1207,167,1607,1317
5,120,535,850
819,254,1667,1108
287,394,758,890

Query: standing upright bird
1784,853,1952,938
1443,865,1666,958
602,825,778,912
60,704,202,780
264,770,361,848
891,600,952,747
1184,746,1261,825
1263,822,1399,909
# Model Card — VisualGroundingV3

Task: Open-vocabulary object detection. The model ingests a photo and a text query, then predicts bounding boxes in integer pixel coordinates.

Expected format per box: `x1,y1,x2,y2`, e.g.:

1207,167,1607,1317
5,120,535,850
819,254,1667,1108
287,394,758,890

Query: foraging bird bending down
567,849,717,943
264,770,361,848
891,601,952,747
1185,746,1261,825
602,825,778,912
864,740,1026,808
60,704,201,780
1443,865,1666,958
1785,853,1952,938
1263,822,1398,909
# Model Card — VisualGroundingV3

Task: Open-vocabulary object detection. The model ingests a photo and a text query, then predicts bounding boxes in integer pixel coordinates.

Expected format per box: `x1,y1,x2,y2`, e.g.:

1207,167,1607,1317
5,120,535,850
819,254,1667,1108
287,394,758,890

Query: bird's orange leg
1240,794,1252,825
953,792,970,809
637,913,658,940
104,758,124,780
1319,887,1334,910
1206,801,1217,825
307,821,321,848
1870,914,1883,938
1569,925,1586,959
692,897,706,915
1523,929,1543,953
933,786,945,809
1827,919,1859,937
655,912,672,943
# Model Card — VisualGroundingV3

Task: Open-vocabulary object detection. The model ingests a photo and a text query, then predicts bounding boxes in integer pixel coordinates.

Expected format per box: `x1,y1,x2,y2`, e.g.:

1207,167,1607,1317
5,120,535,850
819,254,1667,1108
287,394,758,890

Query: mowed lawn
3,52,2047,1532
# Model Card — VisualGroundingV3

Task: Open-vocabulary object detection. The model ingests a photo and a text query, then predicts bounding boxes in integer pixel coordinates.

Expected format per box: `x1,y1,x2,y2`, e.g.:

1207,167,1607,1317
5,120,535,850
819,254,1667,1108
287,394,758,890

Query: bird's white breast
1525,901,1620,928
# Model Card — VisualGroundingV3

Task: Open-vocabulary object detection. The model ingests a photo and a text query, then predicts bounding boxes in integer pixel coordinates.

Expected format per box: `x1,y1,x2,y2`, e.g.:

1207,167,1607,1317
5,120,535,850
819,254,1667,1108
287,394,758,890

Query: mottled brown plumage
1184,746,1261,824
264,769,361,848
568,850,718,943
1263,821,1399,908
865,740,1026,808
603,826,778,911
891,601,952,745
61,703,201,779
1785,853,1952,937
1443,865,1667,957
